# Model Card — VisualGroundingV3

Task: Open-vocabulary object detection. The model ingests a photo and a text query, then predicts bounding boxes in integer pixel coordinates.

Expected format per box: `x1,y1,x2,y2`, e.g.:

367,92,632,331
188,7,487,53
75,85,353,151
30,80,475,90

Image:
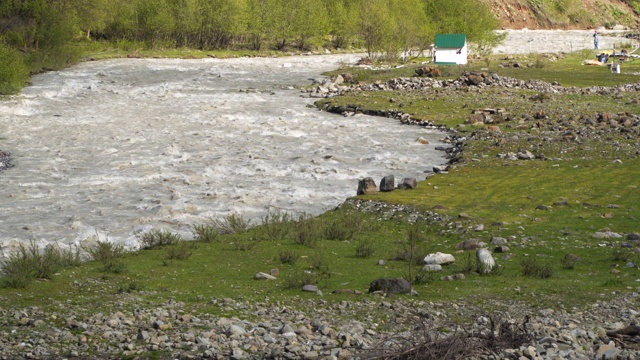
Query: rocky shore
1,290,639,360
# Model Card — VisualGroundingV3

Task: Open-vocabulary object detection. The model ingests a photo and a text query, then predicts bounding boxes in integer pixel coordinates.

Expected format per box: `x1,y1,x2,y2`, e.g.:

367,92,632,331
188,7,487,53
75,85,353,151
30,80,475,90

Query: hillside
482,0,640,29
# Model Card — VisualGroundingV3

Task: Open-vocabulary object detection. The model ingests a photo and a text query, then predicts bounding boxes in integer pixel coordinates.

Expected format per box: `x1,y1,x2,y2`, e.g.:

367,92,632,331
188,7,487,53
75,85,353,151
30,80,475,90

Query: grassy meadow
1,48,639,318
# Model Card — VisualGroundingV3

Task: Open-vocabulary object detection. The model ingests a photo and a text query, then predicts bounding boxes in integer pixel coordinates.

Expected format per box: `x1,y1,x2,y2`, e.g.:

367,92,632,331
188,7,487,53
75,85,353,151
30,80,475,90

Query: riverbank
1,31,639,360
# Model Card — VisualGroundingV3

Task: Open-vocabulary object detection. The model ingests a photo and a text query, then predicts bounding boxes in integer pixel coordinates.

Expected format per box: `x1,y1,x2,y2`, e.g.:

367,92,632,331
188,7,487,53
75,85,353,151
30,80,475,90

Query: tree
197,0,248,49
0,40,29,95
422,0,499,43
355,0,393,58
288,0,329,50
68,0,111,40
387,0,431,62
245,0,279,50
324,0,358,49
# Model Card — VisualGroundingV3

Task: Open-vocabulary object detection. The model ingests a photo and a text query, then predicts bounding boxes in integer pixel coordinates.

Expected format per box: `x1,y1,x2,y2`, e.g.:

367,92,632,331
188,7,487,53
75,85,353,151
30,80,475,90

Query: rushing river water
0,54,447,256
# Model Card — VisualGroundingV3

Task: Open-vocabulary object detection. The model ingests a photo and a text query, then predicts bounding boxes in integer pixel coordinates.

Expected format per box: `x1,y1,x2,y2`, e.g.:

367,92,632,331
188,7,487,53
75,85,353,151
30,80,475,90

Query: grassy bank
1,49,639,319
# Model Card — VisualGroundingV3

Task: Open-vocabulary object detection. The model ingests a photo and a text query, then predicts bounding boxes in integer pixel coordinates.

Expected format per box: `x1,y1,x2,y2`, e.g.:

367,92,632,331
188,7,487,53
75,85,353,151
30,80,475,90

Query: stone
423,252,455,265
433,165,449,173
401,178,417,189
422,264,442,272
357,177,377,195
302,285,319,293
416,137,430,144
255,272,277,280
477,248,495,274
380,175,395,192
595,342,619,360
368,278,411,294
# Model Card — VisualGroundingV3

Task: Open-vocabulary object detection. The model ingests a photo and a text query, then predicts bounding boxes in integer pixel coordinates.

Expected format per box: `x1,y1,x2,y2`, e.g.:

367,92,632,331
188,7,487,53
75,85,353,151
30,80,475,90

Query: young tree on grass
422,0,501,49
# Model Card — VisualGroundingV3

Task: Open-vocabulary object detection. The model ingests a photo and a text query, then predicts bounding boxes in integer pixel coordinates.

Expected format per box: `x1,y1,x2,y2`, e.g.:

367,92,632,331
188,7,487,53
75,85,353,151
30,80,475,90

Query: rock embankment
1,293,639,359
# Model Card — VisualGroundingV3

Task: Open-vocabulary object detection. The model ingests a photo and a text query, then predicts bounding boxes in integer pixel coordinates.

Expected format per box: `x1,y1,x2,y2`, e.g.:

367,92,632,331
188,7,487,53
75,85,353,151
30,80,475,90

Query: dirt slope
482,0,639,29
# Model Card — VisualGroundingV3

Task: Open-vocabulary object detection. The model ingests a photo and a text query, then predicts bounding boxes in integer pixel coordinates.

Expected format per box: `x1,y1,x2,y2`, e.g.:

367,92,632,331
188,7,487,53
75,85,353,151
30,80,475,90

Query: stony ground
0,287,639,360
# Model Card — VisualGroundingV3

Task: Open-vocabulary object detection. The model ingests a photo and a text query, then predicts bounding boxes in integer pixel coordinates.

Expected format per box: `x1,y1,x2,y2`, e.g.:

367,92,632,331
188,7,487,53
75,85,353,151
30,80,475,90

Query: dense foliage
0,0,500,94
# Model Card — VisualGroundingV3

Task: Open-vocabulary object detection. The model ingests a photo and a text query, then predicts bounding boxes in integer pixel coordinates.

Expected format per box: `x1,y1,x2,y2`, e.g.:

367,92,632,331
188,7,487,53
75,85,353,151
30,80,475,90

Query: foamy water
0,54,447,256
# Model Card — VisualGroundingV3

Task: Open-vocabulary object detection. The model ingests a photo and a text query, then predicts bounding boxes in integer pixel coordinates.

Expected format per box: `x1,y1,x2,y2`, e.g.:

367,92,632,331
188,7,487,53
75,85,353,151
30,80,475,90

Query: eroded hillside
482,0,639,29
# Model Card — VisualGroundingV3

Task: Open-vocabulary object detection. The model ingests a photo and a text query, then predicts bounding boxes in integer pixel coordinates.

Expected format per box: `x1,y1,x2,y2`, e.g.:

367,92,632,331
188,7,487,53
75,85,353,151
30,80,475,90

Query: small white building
434,34,468,65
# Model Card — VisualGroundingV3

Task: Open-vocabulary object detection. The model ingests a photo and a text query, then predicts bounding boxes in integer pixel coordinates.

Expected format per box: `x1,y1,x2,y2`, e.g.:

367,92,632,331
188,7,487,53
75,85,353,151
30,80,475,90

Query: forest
0,0,501,95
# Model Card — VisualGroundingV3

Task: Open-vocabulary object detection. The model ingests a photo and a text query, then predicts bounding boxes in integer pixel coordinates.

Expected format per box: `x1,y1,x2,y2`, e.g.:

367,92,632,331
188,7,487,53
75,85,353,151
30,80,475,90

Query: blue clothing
594,33,599,49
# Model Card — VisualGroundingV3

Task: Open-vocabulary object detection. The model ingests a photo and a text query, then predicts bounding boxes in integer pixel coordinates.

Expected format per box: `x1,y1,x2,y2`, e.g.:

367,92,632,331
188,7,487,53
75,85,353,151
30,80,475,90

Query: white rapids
0,54,448,256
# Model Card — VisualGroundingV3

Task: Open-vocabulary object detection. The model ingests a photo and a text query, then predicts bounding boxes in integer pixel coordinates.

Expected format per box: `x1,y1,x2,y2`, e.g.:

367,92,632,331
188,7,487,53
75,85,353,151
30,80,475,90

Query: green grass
1,49,639,318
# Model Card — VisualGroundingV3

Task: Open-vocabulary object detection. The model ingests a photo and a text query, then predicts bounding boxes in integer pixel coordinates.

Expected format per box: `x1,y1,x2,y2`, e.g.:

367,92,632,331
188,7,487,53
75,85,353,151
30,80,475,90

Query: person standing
594,30,599,49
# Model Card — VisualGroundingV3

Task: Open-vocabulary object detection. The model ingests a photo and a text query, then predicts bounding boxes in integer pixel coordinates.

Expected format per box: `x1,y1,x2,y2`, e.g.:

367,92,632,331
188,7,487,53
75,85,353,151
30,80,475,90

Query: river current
0,54,447,256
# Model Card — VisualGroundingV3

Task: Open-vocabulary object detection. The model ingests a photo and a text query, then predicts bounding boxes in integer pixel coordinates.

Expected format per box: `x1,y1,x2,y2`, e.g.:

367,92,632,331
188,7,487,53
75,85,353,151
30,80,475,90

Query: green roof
434,34,466,48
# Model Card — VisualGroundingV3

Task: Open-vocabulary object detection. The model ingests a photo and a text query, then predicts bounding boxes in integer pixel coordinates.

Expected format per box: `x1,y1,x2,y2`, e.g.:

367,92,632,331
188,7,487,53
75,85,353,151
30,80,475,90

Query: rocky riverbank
1,290,639,360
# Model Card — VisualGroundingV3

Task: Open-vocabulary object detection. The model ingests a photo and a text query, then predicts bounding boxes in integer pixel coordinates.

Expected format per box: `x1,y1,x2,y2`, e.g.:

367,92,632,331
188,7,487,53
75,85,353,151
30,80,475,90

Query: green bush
355,240,375,258
0,42,29,95
165,242,195,260
561,253,581,269
87,240,127,262
292,214,320,248
520,256,554,278
279,250,299,265
210,213,252,234
1,242,81,288
193,224,220,243
102,259,127,274
283,271,317,290
257,211,294,241
139,230,182,250
323,212,366,240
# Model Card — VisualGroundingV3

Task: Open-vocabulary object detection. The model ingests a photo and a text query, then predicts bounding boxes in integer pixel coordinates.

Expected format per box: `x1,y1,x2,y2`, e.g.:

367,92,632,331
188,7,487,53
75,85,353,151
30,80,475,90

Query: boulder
380,175,395,192
368,278,411,294
401,178,417,189
422,264,443,272
357,177,377,195
423,252,455,265
476,248,495,274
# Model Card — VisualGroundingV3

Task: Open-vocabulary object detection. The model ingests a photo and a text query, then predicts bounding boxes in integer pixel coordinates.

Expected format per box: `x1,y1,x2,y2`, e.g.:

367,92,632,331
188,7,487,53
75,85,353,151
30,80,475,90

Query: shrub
210,213,252,234
283,271,317,290
257,210,294,241
139,230,182,250
102,259,127,274
1,242,81,288
411,268,439,285
561,253,581,269
520,256,554,278
87,240,127,262
355,240,375,258
279,250,299,265
117,281,142,293
165,242,195,260
193,224,219,243
230,237,261,251
292,214,320,248
0,42,29,95
323,212,366,240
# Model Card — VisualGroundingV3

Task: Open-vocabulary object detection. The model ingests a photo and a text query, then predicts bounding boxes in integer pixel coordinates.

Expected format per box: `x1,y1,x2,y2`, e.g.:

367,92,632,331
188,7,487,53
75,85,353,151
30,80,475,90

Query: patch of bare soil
482,0,639,30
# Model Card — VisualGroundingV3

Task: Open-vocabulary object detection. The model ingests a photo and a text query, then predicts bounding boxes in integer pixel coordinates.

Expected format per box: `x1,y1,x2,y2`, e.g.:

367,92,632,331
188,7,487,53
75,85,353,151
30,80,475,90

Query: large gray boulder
357,177,377,195
368,278,411,294
476,248,496,274
424,252,455,265
380,175,395,192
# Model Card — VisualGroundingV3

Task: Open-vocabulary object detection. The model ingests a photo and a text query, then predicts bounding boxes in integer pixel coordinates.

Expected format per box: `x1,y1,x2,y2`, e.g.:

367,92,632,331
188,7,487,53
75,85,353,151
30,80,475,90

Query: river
0,54,447,256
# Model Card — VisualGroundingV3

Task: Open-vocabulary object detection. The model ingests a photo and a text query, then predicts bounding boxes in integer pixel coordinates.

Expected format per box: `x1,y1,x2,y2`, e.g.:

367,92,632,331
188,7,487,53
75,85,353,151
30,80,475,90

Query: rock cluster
1,293,639,359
